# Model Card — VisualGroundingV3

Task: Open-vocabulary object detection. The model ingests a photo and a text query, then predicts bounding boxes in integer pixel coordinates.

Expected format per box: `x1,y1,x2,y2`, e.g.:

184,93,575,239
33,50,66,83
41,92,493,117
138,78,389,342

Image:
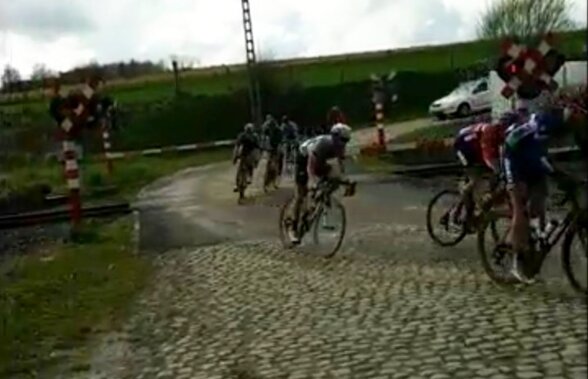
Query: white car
429,78,491,120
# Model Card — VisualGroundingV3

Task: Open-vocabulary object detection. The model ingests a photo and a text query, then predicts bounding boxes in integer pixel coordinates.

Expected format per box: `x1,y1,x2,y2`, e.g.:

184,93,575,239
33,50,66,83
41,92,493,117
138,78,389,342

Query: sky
0,0,586,79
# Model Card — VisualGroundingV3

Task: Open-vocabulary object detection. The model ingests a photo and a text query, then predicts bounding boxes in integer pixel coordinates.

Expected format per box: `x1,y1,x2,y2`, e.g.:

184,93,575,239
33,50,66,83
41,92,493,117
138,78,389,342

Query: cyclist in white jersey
289,123,352,243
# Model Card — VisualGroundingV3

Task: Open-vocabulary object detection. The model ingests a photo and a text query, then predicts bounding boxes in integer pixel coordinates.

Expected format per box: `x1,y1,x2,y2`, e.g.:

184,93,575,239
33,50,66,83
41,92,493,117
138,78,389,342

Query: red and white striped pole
101,118,114,175
60,118,82,229
375,101,386,149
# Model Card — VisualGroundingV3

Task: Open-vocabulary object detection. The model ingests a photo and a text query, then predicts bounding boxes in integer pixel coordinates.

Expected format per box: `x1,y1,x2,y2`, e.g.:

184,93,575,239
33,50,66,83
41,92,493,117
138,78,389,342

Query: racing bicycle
279,178,356,258
282,140,299,177
263,148,282,192
235,155,253,204
477,175,587,294
426,172,507,247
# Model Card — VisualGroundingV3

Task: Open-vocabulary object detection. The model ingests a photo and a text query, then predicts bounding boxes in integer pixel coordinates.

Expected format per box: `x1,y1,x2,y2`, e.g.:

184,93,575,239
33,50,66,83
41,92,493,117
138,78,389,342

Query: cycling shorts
454,134,482,168
503,134,550,186
294,155,330,188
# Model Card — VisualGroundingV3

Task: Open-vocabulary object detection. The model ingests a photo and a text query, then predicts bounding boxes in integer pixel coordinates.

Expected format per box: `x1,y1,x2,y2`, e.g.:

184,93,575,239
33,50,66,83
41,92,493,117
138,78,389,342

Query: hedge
108,69,460,150
1,69,462,153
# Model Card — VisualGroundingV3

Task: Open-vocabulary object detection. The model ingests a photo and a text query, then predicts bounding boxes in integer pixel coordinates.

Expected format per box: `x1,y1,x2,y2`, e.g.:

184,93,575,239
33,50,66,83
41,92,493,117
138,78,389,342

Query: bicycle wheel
278,196,297,249
561,222,588,295
236,162,248,204
311,197,346,258
477,210,519,285
426,189,468,247
264,155,278,191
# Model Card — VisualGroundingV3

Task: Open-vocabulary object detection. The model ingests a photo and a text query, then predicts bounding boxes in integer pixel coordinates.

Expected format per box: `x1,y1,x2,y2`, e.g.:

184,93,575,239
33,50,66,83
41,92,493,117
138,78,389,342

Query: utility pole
171,57,180,96
240,0,262,127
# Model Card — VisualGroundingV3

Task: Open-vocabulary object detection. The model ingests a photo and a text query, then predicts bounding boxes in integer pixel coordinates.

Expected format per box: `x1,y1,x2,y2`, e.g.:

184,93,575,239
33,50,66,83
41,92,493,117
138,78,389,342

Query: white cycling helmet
244,123,254,132
330,123,352,141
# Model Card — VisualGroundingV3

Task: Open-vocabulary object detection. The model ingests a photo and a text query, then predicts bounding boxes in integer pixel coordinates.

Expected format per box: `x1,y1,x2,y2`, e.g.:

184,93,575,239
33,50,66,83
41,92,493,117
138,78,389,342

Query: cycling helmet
534,107,568,138
330,123,352,142
498,111,520,128
244,123,254,132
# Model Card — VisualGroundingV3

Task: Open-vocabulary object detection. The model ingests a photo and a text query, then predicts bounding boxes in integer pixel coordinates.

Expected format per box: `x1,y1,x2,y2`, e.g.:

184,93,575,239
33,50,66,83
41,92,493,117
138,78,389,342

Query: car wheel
457,103,471,118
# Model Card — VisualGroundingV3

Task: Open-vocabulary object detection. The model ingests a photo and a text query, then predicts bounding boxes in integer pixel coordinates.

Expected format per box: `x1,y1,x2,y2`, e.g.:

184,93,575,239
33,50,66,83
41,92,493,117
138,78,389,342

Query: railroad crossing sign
370,71,398,104
496,33,565,100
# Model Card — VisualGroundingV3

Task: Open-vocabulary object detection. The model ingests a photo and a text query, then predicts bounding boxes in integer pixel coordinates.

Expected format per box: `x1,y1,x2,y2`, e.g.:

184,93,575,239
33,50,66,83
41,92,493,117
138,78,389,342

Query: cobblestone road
70,155,587,379
85,224,586,379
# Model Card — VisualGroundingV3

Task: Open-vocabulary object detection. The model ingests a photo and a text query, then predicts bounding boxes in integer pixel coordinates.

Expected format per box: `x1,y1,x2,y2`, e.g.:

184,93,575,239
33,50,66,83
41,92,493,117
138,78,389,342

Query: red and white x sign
499,34,558,99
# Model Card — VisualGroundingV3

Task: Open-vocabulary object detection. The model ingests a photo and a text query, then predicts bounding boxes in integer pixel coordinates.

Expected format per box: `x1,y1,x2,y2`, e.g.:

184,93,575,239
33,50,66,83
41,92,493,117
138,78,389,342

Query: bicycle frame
299,180,347,235
531,181,585,269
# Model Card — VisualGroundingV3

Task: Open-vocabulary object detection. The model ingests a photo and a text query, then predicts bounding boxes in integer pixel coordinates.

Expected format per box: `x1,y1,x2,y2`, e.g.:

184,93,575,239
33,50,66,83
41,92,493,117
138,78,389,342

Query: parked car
429,78,491,120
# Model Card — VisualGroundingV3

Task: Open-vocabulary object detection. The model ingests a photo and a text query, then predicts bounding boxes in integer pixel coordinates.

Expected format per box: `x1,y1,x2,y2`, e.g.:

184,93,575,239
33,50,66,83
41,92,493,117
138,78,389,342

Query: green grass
0,218,150,376
0,148,232,376
1,148,231,201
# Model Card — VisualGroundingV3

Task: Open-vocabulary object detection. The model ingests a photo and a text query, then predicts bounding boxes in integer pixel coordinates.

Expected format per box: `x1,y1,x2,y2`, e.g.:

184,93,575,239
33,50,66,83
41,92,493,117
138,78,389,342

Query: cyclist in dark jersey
281,115,299,167
233,123,260,191
503,102,576,282
264,118,284,177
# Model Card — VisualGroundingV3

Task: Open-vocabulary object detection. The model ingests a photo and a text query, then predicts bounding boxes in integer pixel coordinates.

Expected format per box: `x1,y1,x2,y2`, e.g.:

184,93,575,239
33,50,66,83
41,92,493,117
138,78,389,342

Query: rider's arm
232,135,243,163
307,152,319,184
481,138,500,174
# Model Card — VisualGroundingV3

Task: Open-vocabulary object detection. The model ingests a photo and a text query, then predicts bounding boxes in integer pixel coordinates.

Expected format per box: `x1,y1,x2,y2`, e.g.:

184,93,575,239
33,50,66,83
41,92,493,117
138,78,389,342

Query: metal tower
241,0,262,127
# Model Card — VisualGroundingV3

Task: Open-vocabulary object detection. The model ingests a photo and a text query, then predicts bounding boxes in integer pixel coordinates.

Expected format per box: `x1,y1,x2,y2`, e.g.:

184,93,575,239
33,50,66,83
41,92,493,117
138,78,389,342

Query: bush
4,69,462,152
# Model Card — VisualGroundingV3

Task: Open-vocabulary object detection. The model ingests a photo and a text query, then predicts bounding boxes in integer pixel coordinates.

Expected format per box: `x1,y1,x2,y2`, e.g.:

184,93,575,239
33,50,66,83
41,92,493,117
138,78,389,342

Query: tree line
1,0,580,96
1,59,169,94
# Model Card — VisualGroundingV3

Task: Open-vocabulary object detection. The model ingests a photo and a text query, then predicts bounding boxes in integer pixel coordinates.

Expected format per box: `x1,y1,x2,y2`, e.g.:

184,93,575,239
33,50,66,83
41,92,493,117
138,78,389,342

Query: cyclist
327,106,347,127
281,115,299,167
261,114,278,148
449,111,524,229
503,100,576,282
233,123,260,191
263,116,285,183
289,123,352,244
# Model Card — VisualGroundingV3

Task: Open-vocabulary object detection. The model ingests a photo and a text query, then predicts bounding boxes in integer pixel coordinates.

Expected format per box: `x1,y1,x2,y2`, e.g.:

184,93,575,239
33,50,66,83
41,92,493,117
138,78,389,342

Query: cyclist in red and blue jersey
450,112,522,229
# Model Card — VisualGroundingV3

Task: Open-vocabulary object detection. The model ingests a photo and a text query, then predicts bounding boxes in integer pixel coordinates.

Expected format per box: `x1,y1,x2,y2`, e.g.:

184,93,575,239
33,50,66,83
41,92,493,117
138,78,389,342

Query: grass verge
0,218,148,376
0,148,231,376
390,123,460,144
1,147,231,202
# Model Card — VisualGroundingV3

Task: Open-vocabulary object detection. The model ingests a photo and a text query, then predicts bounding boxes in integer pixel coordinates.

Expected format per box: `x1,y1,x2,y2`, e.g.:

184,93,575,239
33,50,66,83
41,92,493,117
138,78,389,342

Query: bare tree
477,0,576,44
1,65,21,92
30,63,54,82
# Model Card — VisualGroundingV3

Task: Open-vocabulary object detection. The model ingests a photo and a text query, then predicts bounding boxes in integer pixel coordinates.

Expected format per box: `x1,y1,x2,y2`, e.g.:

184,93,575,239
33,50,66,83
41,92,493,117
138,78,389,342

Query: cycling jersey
503,117,554,185
326,109,347,127
299,135,345,161
454,122,507,170
236,132,260,156
281,121,299,141
264,125,283,152
296,135,346,187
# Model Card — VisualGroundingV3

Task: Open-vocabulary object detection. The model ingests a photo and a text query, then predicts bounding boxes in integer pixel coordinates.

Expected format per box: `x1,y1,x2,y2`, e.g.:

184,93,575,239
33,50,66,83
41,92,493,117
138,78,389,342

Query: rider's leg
291,156,309,242
245,153,255,183
234,158,242,192
452,147,474,224
507,181,530,252
528,176,548,231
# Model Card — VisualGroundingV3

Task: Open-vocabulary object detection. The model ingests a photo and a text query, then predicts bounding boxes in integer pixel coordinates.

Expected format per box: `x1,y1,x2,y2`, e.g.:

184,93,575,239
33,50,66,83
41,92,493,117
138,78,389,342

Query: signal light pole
241,0,262,128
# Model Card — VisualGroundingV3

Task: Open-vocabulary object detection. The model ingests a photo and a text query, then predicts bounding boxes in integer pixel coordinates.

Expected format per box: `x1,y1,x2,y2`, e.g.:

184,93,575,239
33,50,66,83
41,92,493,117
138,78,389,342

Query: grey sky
0,0,586,78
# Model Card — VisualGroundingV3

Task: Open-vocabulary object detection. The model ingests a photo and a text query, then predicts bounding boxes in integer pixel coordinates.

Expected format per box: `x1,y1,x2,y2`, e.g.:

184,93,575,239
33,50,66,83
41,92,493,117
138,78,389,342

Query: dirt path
352,118,432,147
